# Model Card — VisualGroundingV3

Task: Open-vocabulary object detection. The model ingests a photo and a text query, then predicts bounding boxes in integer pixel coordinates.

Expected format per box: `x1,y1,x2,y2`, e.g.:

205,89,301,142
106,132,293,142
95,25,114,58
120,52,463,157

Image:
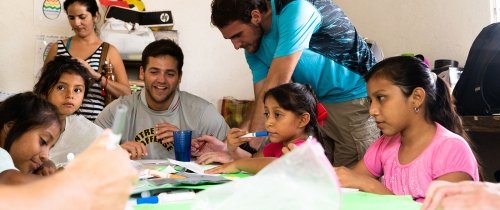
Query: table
133,191,421,210
461,115,500,132
460,116,500,181
131,161,421,210
131,173,420,210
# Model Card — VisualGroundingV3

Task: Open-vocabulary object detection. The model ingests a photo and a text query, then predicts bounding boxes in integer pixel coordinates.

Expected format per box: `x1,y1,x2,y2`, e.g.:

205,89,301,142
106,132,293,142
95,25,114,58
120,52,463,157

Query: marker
240,131,268,138
132,191,196,204
107,104,128,150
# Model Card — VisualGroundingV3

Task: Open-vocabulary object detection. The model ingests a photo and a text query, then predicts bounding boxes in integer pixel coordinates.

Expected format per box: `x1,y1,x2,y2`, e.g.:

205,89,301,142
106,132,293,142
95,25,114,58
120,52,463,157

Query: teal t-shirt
246,0,373,103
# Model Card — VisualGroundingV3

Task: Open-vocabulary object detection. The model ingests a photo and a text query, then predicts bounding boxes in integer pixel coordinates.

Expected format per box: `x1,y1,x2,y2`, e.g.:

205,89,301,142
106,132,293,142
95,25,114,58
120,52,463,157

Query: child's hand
281,143,297,155
226,128,250,153
196,151,234,165
334,166,364,189
204,162,239,174
34,160,57,176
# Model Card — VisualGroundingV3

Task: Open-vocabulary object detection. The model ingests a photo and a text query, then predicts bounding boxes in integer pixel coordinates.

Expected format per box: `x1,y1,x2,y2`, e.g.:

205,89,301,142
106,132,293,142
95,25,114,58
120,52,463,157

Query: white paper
168,159,218,175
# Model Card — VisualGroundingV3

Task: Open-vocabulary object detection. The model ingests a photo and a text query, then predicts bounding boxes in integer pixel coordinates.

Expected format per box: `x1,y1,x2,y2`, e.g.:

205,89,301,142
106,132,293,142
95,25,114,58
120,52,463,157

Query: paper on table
168,159,219,175
341,188,360,193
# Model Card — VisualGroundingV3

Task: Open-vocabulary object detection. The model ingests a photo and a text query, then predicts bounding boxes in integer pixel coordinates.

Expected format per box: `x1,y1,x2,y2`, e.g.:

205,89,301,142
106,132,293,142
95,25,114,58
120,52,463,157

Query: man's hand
155,122,180,143
422,181,500,210
191,135,226,157
120,141,148,159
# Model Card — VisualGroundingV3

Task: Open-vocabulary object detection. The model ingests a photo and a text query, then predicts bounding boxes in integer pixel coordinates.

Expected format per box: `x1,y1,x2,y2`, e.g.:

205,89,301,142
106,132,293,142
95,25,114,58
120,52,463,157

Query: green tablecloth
133,172,421,210
133,191,421,210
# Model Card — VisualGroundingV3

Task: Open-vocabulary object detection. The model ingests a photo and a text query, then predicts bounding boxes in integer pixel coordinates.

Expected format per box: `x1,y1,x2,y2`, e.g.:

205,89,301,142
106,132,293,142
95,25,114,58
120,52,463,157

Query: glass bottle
103,60,116,104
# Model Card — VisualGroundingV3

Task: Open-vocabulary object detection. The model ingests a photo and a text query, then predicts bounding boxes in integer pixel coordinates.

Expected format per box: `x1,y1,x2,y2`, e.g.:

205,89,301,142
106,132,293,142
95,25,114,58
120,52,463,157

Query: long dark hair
63,0,99,17
364,56,467,138
0,92,62,152
34,56,91,99
263,83,323,143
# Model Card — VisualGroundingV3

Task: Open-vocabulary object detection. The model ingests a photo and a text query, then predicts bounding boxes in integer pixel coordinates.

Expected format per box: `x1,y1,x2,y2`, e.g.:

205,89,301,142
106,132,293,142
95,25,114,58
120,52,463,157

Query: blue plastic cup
173,130,192,162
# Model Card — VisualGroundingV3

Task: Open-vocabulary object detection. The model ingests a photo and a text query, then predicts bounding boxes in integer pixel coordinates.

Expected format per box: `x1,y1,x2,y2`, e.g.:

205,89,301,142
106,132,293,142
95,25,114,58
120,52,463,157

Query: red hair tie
316,103,327,127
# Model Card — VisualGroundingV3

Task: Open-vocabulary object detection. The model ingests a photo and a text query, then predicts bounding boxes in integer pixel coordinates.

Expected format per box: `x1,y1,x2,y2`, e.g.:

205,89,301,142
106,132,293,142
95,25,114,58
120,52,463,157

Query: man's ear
411,87,426,108
298,113,311,128
139,66,145,80
250,9,263,25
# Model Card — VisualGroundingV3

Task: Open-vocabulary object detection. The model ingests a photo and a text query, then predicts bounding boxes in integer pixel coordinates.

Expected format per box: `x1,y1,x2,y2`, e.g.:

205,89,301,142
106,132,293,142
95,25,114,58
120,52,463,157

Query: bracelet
96,75,103,82
103,76,108,89
100,77,108,97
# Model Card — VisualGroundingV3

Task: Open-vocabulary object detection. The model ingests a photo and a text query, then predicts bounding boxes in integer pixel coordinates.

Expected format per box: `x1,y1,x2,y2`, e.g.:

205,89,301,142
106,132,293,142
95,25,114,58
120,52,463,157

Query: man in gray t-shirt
95,39,229,160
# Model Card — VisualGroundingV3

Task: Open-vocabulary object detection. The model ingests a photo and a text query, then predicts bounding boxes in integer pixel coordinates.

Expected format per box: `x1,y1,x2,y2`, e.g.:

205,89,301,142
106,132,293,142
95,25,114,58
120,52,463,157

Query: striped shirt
56,39,105,121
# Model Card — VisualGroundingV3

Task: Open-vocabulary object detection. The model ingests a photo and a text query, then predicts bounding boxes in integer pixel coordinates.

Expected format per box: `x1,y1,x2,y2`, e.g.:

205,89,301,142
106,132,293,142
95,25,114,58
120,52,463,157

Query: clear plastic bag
99,18,155,59
191,139,341,210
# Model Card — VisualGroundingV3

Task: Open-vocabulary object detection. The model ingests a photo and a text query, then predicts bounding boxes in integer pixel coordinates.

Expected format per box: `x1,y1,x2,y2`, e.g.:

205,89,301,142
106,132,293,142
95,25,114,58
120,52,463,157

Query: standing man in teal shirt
211,0,379,166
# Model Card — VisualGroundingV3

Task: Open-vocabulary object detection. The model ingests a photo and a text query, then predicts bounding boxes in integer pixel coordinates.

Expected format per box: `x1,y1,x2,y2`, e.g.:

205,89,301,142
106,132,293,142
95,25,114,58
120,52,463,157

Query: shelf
461,116,500,133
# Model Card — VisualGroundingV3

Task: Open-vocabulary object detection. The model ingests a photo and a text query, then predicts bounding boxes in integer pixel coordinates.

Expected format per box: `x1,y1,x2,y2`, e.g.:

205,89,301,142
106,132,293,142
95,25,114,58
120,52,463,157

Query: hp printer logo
160,13,170,23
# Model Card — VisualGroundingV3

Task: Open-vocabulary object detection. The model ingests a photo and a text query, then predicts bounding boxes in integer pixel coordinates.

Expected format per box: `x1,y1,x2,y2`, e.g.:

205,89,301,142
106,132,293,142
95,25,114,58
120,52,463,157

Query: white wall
0,0,495,108
0,0,254,108
335,0,492,67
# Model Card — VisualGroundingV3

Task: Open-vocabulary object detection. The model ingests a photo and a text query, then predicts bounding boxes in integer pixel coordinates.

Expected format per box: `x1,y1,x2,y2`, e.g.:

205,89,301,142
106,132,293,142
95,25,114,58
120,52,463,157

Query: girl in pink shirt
206,83,326,174
335,56,479,201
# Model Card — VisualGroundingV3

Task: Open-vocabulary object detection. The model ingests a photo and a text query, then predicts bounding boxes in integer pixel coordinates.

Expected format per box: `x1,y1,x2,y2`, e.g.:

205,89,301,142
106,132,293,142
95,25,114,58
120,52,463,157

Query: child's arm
0,170,40,185
205,157,277,174
335,160,393,195
435,172,474,182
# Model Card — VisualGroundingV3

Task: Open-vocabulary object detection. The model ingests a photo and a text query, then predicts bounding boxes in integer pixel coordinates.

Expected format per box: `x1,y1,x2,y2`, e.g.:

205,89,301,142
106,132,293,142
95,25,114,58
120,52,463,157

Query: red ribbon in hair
316,103,328,127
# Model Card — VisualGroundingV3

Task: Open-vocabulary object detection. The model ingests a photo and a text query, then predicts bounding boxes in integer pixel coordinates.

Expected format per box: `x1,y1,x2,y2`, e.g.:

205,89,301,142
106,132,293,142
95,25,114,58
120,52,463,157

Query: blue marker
240,131,268,138
131,191,196,205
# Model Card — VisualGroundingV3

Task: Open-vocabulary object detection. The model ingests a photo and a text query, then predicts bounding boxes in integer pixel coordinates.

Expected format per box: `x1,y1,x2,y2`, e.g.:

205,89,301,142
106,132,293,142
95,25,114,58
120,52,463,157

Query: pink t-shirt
263,139,307,158
363,123,479,202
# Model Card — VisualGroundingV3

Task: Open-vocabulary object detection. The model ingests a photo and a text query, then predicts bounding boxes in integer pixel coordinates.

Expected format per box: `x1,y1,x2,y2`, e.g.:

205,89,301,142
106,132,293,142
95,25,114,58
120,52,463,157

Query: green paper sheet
133,191,421,210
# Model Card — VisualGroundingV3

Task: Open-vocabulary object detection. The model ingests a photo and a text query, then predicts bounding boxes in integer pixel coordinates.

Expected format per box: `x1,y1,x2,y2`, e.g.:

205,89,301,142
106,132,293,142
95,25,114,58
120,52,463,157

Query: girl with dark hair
44,0,131,121
34,56,103,167
335,56,479,201
0,92,62,183
205,82,327,174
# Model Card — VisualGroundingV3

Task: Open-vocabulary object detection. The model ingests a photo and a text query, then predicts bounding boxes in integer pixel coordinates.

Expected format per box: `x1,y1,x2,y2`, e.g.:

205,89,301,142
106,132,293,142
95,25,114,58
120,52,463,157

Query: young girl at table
206,82,327,174
334,56,479,201
34,56,103,166
0,92,62,183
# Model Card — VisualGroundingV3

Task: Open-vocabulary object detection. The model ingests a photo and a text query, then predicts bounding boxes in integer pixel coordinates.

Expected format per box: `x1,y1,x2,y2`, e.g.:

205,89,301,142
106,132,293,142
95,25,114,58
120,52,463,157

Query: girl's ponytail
428,76,467,138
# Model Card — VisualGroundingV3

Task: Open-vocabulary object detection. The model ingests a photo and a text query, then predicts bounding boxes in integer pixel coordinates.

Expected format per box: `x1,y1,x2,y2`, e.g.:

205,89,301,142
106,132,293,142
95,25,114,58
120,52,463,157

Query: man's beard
247,23,264,53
